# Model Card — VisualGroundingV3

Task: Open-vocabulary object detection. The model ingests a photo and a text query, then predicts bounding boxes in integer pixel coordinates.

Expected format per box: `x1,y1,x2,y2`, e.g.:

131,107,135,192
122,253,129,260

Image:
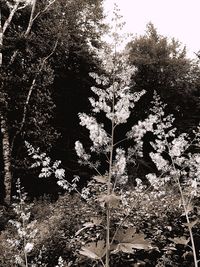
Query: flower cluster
169,134,188,157
126,90,200,205
55,256,67,267
114,89,145,125
75,30,146,205
128,114,158,141
150,152,169,172
127,114,158,157
78,113,110,151
112,148,128,185
25,141,79,192
89,82,145,126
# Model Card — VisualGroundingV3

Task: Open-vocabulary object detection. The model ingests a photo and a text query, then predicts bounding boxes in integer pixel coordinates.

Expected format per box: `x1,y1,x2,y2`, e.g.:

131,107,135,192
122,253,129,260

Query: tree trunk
0,7,12,204
0,8,3,66
0,113,12,204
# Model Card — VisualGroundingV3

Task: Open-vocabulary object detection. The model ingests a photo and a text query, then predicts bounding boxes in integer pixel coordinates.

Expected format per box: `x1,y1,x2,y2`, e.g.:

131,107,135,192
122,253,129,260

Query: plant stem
105,43,116,265
19,186,28,267
161,123,198,267
106,112,115,267
176,178,198,267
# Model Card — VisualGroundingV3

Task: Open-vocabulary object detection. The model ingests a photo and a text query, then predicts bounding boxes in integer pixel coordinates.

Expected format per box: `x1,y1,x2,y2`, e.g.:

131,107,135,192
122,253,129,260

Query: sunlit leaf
112,228,153,253
79,240,106,260
93,175,108,184
183,219,198,229
162,245,177,251
115,227,137,243
90,217,102,226
98,193,121,208
169,236,190,245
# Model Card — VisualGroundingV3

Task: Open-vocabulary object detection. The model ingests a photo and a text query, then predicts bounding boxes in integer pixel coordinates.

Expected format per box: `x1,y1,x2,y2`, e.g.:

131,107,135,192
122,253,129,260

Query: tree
0,0,106,203
0,0,60,204
51,0,106,176
127,23,200,131
0,0,36,204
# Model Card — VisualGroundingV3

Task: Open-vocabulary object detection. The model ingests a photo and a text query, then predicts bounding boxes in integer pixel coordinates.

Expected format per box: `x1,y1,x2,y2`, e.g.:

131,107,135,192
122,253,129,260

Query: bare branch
3,2,19,34
25,0,37,37
10,0,58,65
10,0,37,64
32,0,57,23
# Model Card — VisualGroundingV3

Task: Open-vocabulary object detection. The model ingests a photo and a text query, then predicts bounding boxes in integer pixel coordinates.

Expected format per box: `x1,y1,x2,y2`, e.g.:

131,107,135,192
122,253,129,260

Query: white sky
103,0,200,58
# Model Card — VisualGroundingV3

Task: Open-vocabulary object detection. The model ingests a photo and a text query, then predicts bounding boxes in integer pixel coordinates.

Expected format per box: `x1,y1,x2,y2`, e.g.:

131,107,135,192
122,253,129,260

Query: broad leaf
75,217,102,236
79,240,106,260
112,228,153,253
98,193,121,208
93,175,108,184
169,236,190,245
183,219,198,229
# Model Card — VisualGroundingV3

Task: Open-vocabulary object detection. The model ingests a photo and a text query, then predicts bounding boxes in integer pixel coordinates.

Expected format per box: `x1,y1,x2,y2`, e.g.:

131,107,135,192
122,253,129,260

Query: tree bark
0,8,3,66
0,113,12,204
0,5,16,204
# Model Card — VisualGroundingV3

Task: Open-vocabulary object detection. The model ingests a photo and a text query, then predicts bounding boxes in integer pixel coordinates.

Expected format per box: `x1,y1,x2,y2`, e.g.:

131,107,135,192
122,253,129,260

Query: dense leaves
0,0,106,199
127,23,200,131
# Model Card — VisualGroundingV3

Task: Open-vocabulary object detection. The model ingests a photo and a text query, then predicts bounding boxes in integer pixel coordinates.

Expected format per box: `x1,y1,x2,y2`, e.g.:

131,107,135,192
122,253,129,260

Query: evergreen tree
127,23,200,131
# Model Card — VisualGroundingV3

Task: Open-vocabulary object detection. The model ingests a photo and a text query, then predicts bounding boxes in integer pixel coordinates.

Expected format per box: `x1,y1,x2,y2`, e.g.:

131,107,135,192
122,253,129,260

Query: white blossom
78,113,110,150
169,134,188,157
55,256,66,267
75,141,91,161
150,152,169,171
146,173,160,190
128,114,158,140
24,242,34,253
55,168,65,179
114,148,126,176
191,179,198,196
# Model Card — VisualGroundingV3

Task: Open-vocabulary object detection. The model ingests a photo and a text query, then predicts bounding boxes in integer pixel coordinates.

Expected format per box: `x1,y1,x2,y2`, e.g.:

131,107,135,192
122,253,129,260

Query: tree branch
3,2,19,34
25,0,37,37
10,0,58,65
32,0,57,23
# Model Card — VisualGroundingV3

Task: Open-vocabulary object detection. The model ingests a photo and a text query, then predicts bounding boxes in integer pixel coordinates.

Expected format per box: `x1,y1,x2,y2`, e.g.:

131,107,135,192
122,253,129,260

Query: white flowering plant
73,60,200,266
25,141,80,193
23,88,200,267
73,8,157,267
6,179,38,267
128,91,200,267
